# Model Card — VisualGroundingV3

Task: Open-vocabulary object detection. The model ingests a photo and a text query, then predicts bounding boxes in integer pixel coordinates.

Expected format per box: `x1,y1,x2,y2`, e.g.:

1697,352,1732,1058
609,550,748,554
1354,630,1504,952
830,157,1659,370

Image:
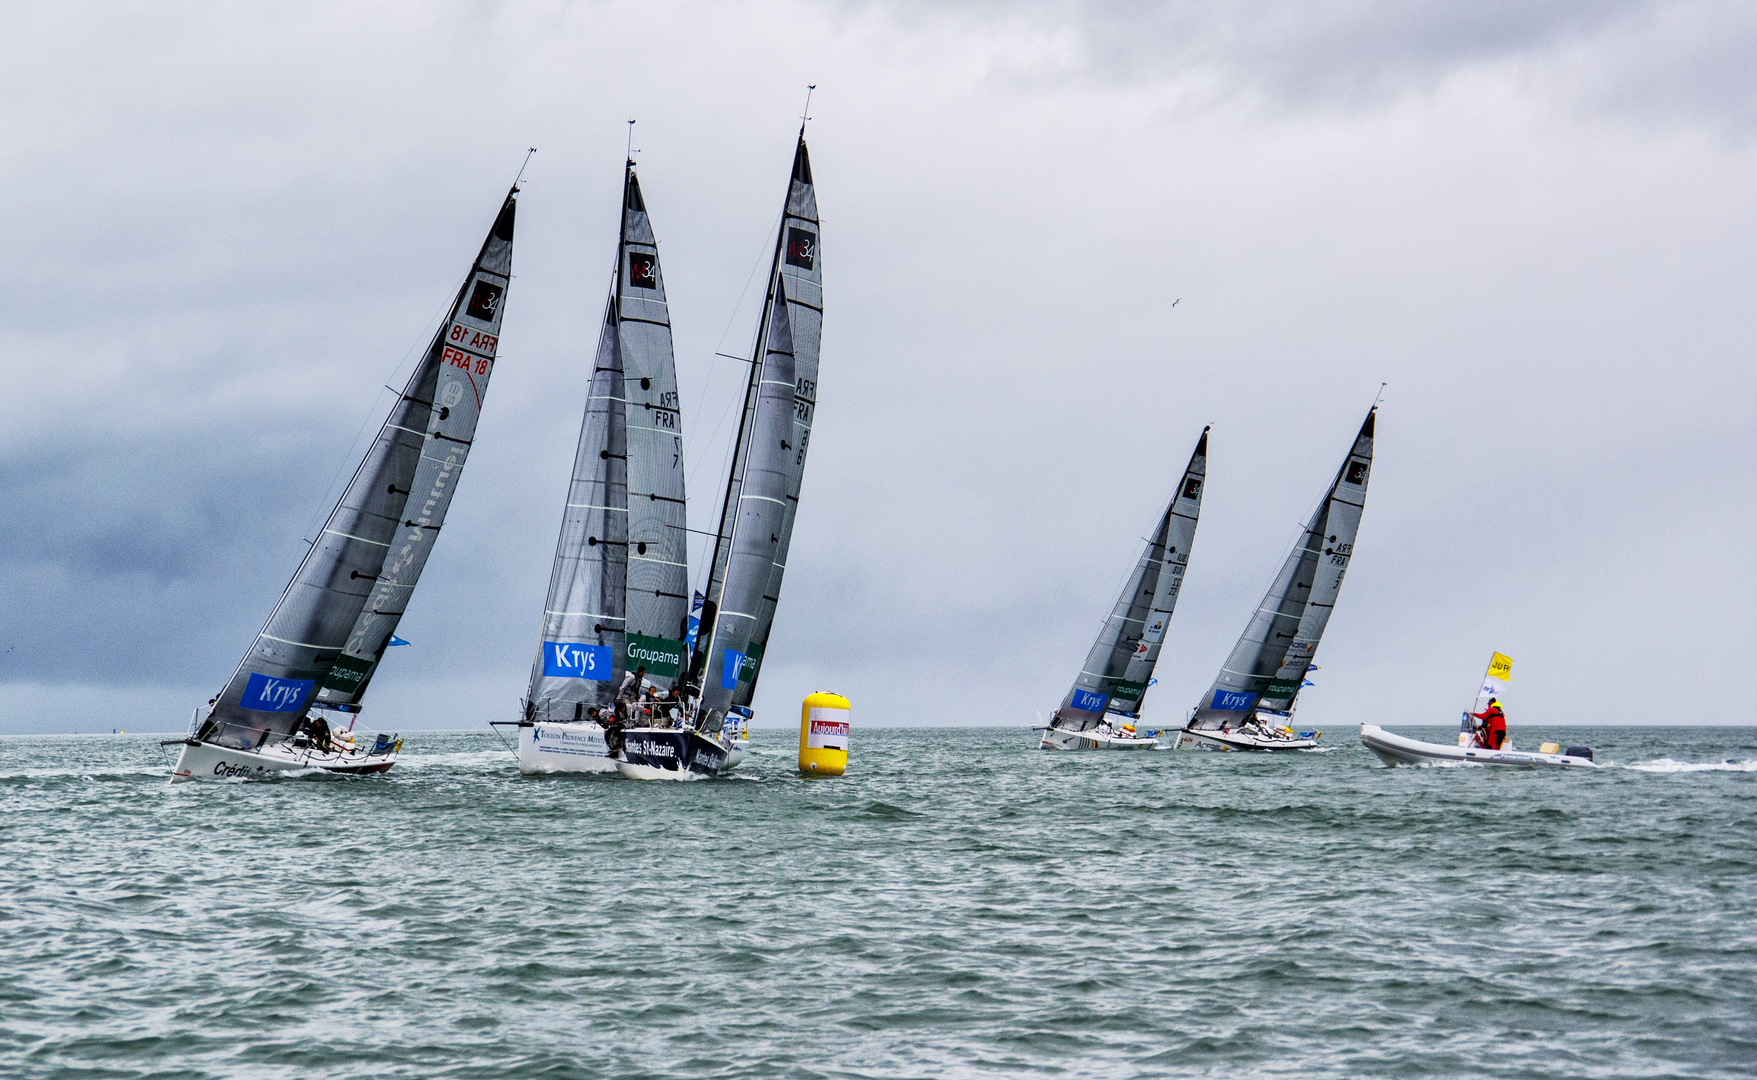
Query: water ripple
0,726,1753,1078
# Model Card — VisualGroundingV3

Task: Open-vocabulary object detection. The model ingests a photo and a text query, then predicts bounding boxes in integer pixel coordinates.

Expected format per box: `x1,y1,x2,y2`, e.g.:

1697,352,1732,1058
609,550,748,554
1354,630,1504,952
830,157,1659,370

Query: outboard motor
1564,746,1594,761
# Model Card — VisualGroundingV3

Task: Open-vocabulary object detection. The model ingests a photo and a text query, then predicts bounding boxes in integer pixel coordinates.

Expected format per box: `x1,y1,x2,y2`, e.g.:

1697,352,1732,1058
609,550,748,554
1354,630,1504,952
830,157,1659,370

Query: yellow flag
1487,652,1513,682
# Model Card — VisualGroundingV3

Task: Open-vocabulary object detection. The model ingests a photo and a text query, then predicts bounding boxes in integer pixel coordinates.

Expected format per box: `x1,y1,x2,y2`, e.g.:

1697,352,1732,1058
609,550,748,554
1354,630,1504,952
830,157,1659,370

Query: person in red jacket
1472,698,1507,749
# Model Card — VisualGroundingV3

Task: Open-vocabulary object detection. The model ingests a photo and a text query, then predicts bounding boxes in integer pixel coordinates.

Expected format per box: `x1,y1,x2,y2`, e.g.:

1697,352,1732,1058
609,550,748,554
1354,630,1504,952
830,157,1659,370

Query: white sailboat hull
170,738,398,782
1172,726,1319,752
1035,724,1160,751
517,721,618,775
1360,724,1596,769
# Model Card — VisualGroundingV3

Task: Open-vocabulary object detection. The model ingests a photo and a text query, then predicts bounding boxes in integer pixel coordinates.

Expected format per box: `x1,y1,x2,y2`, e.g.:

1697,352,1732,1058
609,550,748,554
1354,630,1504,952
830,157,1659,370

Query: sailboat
170,186,519,781
618,129,822,781
506,158,690,775
1174,406,1376,752
1037,429,1208,750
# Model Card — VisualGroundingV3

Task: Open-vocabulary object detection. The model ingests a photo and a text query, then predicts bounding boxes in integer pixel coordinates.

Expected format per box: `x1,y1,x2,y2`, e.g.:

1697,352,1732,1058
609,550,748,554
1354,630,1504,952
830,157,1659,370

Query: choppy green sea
3,726,1754,1079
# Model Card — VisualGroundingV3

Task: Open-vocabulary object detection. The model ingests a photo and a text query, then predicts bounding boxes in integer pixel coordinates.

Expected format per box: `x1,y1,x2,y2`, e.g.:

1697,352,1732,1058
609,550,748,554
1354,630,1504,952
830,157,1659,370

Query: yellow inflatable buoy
799,692,851,776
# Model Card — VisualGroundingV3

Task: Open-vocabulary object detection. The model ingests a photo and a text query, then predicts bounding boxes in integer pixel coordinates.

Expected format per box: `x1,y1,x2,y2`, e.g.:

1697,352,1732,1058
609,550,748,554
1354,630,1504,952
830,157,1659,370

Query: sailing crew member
602,699,630,757
296,715,333,753
1472,698,1507,749
618,665,647,703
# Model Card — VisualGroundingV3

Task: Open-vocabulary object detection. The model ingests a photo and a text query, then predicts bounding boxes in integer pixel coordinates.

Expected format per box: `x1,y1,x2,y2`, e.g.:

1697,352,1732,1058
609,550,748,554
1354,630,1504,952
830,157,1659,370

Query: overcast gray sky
3,0,1753,734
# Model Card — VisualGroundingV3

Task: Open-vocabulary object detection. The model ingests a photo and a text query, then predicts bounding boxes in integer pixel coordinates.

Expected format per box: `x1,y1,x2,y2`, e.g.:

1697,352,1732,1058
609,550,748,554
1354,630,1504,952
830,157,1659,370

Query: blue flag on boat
685,592,703,655
389,636,411,647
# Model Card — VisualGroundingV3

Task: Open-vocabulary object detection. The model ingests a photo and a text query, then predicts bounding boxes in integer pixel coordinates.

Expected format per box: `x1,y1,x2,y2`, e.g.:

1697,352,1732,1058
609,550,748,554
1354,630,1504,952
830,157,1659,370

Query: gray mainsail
736,136,821,704
526,297,628,717
1189,407,1375,730
318,198,519,705
616,166,690,690
695,284,798,731
1055,429,1208,730
203,189,518,749
691,132,820,701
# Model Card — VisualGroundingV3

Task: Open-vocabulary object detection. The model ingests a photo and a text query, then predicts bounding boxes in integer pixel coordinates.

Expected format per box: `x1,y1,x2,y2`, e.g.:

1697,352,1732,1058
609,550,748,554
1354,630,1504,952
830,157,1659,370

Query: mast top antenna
627,119,638,166
512,147,537,189
800,85,815,130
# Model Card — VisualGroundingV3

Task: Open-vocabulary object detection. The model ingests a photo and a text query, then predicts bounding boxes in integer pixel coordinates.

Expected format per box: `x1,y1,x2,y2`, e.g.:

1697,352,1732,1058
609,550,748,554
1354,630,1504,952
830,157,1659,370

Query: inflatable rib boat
1360,724,1597,769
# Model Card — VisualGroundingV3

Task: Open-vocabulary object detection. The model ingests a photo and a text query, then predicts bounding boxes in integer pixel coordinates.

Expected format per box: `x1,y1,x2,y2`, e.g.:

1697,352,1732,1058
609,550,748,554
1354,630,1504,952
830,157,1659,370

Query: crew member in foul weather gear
602,699,630,757
294,715,333,753
1472,698,1507,749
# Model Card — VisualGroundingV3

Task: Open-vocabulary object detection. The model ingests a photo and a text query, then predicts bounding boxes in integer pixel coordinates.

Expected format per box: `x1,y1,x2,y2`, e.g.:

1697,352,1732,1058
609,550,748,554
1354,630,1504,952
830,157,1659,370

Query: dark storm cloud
870,0,1757,127
906,0,1644,90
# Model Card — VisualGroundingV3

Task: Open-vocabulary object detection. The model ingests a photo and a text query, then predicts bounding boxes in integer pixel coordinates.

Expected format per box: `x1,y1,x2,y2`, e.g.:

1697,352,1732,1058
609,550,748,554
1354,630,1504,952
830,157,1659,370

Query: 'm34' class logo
543,641,612,681
785,228,816,270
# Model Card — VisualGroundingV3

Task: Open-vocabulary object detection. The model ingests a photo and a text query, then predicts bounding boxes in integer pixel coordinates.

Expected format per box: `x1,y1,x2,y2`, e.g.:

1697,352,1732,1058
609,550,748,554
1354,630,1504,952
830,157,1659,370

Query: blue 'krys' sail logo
465,280,503,321
242,673,314,713
785,228,816,270
543,642,611,681
1211,689,1257,712
1070,688,1109,713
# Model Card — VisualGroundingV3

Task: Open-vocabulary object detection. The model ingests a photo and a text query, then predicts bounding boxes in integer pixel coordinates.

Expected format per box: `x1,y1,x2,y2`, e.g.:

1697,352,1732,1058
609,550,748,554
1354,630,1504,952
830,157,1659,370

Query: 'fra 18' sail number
443,346,491,376
448,323,498,355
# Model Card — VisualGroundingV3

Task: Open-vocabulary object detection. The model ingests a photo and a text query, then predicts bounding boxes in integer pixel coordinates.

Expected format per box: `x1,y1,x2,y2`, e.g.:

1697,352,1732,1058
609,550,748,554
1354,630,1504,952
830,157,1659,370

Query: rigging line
296,288,453,557
1081,492,1177,646
682,205,785,482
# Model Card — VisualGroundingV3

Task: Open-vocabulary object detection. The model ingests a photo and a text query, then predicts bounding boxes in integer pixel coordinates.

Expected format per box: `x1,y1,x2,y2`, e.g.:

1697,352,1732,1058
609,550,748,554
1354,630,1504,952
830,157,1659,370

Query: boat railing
519,697,690,727
181,715,399,758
